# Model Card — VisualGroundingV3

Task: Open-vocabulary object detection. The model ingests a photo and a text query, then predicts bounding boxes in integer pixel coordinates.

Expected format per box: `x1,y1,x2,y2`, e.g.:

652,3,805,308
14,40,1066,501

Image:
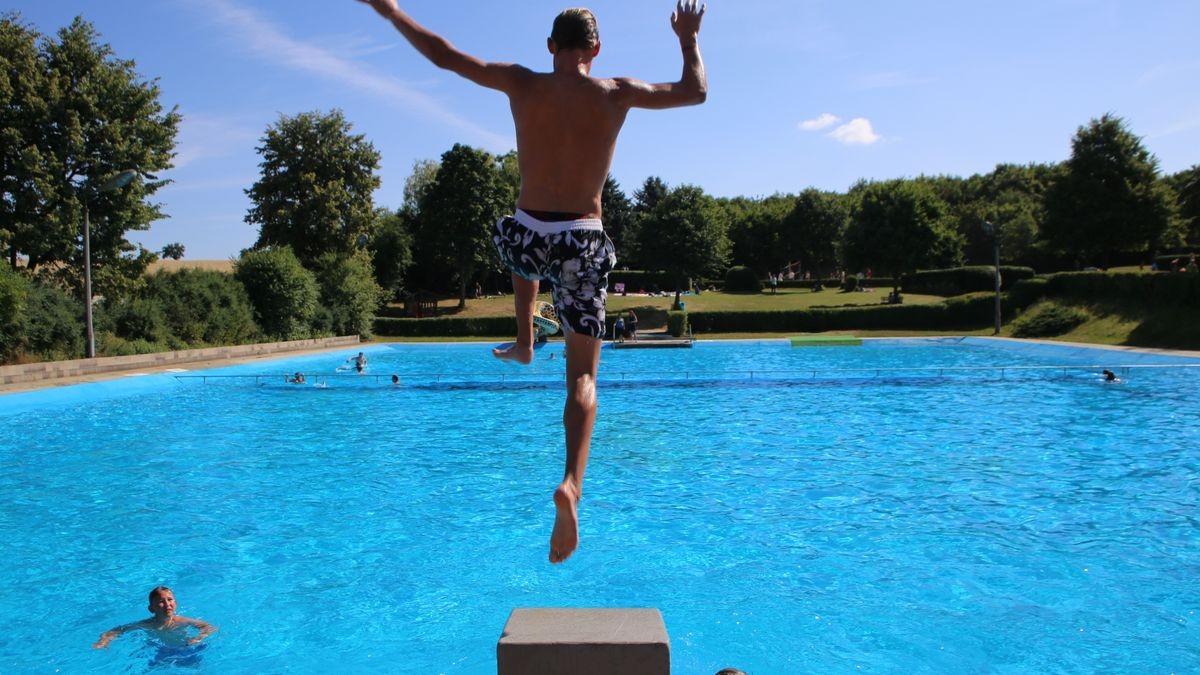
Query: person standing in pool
93,586,218,650
357,0,707,563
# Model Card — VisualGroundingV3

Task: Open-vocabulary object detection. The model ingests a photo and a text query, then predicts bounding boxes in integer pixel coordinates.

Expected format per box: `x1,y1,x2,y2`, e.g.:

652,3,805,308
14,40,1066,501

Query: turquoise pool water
1,338,1197,673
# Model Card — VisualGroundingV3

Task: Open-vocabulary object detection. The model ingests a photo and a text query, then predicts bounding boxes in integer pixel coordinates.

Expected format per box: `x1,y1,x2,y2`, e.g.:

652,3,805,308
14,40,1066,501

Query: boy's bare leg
493,273,537,364
550,329,602,563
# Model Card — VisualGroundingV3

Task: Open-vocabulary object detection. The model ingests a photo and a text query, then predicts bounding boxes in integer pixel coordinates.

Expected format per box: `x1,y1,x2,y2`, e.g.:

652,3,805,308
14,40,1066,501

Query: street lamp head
981,220,995,236
98,169,138,193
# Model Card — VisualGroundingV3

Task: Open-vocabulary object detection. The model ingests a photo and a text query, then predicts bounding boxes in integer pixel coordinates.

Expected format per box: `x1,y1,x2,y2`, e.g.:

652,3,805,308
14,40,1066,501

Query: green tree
368,208,413,301
312,251,385,338
496,150,521,205
637,184,730,307
400,158,444,292
417,144,509,308
601,175,636,265
1167,164,1200,246
842,180,962,295
245,110,381,267
783,189,848,277
628,176,669,270
160,242,185,260
233,246,318,340
1,15,178,296
1042,114,1176,266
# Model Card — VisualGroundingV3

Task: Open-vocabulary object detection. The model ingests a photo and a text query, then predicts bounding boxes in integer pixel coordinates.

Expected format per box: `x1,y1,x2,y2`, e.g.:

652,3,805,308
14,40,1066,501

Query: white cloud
799,113,841,131
828,118,881,145
172,113,260,169
202,0,512,151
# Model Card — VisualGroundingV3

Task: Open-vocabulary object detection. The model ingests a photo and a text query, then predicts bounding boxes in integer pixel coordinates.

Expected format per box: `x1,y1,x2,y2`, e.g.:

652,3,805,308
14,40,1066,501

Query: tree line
2,14,1198,363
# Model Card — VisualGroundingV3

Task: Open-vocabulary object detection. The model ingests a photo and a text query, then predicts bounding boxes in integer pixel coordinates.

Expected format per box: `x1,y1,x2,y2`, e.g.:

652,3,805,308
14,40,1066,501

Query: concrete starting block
497,608,670,675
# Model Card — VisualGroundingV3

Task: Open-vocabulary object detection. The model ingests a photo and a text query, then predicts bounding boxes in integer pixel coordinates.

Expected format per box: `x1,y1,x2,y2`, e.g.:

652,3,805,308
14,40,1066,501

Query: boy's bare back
358,0,706,218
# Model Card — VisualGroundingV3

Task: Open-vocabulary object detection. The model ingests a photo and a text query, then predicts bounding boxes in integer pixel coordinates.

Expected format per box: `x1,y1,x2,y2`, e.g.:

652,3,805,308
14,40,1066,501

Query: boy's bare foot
549,481,580,564
492,343,534,364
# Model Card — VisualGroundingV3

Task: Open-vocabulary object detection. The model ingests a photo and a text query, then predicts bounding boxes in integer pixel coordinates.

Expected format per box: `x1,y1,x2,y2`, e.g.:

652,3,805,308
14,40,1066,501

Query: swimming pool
1,338,1197,672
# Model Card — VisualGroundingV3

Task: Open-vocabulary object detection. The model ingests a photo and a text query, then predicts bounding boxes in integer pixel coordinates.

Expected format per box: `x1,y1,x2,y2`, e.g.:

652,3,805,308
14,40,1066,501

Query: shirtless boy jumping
358,1,707,563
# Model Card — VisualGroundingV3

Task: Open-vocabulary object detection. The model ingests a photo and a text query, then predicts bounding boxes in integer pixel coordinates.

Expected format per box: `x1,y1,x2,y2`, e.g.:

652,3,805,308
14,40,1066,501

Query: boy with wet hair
93,586,218,649
357,0,707,563
551,8,599,51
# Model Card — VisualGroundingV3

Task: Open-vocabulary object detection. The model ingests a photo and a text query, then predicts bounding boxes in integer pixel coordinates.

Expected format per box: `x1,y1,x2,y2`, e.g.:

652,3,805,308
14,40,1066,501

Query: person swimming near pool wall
357,0,707,563
93,586,218,651
1103,369,1119,382
288,372,306,384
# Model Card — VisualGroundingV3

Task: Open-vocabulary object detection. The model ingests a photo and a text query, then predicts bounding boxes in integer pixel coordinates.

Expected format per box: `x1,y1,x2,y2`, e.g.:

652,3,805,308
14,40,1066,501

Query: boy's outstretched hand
671,0,706,42
358,0,398,16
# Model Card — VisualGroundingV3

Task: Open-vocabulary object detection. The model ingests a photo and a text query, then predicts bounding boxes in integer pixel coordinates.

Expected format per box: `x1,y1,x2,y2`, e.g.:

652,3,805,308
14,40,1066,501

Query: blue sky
10,0,1200,259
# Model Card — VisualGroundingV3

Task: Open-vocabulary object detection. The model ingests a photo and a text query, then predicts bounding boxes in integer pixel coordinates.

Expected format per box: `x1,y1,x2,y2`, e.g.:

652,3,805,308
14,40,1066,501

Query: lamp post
982,220,1002,335
83,169,138,358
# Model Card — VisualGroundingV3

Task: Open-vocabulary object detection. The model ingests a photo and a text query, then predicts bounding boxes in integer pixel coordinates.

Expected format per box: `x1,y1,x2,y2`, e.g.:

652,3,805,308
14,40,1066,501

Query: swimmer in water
93,586,217,650
1102,369,1119,382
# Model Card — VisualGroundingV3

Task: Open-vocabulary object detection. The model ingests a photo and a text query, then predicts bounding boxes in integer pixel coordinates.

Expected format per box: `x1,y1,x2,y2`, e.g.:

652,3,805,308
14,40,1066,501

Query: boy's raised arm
615,1,708,110
356,0,527,92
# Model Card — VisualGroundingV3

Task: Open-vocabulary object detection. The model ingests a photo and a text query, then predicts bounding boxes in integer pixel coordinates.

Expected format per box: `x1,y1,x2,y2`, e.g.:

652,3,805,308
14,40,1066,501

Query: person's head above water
148,586,176,618
549,8,599,53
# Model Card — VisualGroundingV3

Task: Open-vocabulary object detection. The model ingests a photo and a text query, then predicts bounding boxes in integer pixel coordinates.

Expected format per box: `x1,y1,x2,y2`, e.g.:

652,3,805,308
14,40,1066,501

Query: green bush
667,310,689,337
0,265,30,362
1011,301,1090,338
99,334,170,356
108,297,169,344
146,269,259,346
724,266,761,293
842,275,860,292
902,265,1036,296
313,252,386,338
21,281,84,360
234,247,319,340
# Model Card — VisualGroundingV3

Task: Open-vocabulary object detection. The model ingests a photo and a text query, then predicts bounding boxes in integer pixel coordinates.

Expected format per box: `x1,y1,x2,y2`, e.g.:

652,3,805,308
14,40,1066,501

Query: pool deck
0,335,362,395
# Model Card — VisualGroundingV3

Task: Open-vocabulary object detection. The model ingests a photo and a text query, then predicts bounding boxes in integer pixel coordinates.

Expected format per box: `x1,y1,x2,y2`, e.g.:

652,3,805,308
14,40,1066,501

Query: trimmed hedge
667,310,689,337
1041,271,1200,307
902,266,1035,296
1007,277,1049,310
374,316,515,337
1155,252,1199,271
609,270,678,292
688,293,999,333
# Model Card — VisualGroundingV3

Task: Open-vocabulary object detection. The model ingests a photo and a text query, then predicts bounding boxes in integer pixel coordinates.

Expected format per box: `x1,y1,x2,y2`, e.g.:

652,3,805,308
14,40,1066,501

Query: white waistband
513,209,603,234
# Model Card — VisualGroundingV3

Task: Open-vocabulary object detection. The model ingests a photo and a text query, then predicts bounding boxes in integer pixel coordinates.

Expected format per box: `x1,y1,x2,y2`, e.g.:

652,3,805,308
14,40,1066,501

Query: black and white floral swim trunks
492,209,617,338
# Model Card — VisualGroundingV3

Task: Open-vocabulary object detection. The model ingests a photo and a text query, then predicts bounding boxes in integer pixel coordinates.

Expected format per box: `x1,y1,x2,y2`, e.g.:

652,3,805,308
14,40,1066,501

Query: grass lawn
398,287,946,323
